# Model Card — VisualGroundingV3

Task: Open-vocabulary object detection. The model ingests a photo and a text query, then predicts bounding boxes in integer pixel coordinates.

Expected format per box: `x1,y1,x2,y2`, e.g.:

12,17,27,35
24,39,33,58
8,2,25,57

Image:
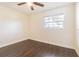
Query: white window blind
44,14,64,29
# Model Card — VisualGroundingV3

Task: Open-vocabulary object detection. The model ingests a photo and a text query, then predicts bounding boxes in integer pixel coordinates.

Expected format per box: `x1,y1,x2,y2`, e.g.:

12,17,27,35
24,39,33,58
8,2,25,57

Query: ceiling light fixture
27,2,33,6
17,2,44,10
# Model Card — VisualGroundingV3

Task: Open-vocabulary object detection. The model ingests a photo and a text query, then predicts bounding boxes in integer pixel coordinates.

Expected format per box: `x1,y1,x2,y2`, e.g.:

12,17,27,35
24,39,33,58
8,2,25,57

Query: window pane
58,14,64,19
44,14,64,29
44,19,50,22
45,23,49,28
58,25,64,28
49,24,53,27
58,21,63,25
57,19,64,21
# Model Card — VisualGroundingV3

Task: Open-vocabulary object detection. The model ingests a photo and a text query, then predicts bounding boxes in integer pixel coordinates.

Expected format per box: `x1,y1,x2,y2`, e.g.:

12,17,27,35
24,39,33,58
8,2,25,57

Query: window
44,14,64,29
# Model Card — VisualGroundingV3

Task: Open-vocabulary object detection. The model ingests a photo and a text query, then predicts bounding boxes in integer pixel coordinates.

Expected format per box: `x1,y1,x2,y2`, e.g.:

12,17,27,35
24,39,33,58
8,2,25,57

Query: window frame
43,13,64,29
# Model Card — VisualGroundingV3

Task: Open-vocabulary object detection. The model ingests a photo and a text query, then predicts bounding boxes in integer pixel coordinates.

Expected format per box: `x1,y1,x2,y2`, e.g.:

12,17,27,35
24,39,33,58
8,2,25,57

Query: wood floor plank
0,39,78,57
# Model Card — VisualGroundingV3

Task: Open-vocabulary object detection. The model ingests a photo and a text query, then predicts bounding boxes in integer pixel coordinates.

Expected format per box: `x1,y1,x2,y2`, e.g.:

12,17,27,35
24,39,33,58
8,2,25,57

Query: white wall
75,3,79,55
76,3,79,47
0,6,29,47
29,4,75,49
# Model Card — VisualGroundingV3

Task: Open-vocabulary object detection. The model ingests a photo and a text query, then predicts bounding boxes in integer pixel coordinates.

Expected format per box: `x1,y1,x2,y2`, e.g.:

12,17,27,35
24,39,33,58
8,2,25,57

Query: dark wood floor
0,39,78,57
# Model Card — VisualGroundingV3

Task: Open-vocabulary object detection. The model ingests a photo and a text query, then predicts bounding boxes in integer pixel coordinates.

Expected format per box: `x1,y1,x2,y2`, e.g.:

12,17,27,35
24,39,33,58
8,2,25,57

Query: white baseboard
75,48,79,56
0,38,29,48
30,39,74,49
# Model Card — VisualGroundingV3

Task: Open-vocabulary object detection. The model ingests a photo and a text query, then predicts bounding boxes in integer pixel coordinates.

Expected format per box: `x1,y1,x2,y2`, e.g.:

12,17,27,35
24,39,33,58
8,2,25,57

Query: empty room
0,2,79,57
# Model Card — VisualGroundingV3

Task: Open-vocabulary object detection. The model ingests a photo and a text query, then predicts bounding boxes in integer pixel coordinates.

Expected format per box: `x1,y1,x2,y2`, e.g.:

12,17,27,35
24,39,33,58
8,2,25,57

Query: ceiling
0,2,73,14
